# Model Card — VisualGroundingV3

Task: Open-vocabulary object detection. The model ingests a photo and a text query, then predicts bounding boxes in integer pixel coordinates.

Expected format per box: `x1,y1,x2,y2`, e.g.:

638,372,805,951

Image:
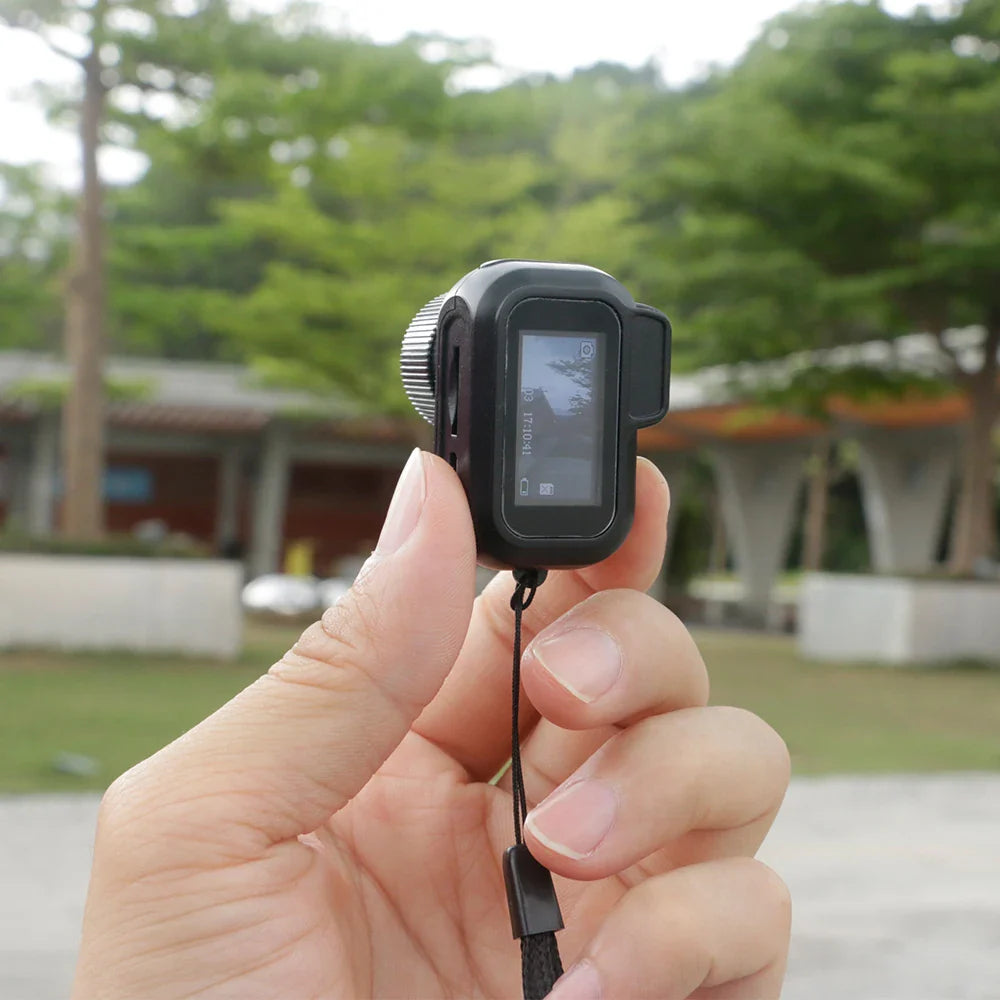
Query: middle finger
499,587,710,805
523,587,710,731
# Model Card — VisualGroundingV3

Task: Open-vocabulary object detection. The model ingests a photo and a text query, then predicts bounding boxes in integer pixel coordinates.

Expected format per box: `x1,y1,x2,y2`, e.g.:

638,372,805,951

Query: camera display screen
514,330,605,506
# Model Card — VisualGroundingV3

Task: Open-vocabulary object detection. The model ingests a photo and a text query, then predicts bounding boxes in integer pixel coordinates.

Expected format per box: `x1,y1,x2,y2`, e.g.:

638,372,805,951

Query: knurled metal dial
400,293,446,424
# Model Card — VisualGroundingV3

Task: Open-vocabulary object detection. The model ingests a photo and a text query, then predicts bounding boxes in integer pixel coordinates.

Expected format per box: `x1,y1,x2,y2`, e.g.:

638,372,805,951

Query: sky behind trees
0,0,925,184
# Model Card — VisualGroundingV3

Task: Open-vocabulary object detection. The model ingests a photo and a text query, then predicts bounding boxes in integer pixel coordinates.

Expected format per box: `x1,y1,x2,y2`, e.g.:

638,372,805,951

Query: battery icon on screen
519,478,529,496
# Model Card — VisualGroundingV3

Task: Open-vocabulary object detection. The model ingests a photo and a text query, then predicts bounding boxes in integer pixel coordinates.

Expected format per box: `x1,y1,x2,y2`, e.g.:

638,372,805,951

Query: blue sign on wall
103,467,154,503
52,466,154,503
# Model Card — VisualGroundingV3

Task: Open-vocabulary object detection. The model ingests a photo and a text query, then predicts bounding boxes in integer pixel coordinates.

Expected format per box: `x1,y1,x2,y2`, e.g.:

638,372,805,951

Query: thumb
113,449,477,855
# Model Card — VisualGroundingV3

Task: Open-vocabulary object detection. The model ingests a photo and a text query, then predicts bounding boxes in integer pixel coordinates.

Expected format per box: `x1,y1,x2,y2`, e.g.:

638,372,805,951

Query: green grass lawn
697,630,1000,774
0,622,301,794
0,622,997,793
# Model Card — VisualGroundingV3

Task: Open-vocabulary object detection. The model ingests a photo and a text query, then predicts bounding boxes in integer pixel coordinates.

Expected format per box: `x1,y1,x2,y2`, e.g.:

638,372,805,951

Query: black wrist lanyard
502,568,565,999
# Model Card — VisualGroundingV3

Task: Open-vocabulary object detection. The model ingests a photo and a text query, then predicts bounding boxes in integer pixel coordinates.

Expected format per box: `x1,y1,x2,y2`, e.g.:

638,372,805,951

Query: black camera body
401,260,671,569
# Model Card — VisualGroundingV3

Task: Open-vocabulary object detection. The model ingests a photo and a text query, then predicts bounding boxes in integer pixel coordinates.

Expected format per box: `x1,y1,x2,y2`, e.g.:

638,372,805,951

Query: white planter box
0,554,243,659
799,572,1000,664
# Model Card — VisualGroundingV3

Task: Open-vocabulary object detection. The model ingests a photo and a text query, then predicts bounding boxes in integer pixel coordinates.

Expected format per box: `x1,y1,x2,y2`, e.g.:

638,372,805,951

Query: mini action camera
400,260,671,569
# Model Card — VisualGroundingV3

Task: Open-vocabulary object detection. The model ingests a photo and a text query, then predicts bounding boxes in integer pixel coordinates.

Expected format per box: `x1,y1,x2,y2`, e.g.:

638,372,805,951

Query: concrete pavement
2,774,999,999
0,794,98,1000
756,774,1000,999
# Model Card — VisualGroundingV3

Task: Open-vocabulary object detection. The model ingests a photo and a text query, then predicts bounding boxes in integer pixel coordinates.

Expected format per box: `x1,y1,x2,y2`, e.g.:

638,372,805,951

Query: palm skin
74,457,790,1000
141,733,617,999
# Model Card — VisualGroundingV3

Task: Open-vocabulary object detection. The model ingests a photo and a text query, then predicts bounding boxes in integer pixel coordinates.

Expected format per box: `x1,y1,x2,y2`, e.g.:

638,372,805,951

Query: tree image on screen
516,332,602,505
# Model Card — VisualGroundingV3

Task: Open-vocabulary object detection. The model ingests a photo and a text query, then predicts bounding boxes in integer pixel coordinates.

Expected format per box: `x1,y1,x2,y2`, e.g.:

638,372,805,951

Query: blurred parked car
241,574,354,617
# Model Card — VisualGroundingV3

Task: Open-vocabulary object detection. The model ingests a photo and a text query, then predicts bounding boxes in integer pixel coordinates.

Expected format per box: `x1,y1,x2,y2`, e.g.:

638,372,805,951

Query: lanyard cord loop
509,568,541,845
504,568,565,999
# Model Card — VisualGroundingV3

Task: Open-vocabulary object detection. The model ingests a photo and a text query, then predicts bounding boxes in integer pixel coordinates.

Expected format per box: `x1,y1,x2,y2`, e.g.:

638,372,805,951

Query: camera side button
627,314,669,425
447,343,460,435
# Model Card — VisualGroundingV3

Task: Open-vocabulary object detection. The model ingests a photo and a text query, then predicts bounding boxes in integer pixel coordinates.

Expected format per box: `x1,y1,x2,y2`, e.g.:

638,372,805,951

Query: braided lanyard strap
502,568,565,999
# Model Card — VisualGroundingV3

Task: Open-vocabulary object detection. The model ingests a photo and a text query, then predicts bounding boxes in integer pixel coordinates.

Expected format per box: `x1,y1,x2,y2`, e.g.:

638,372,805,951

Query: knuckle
282,586,383,682
320,581,384,663
710,702,762,731
598,589,711,706
722,706,792,803
657,604,710,705
98,764,147,830
750,713,792,789
750,859,793,934
96,772,130,832
769,727,793,787
724,706,790,764
270,583,413,721
94,765,159,867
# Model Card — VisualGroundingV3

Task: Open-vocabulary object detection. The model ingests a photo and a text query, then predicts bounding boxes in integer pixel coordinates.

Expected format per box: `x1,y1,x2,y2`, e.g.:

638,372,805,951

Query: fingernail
549,960,603,1000
530,627,622,703
524,780,618,860
376,449,425,555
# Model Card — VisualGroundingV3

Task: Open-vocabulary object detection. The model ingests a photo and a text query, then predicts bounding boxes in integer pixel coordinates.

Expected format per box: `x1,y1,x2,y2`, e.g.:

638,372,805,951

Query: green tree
112,56,661,409
106,24,462,363
0,163,69,351
870,0,1000,572
108,31,463,393
3,10,662,415
636,0,999,573
0,0,309,536
449,64,661,285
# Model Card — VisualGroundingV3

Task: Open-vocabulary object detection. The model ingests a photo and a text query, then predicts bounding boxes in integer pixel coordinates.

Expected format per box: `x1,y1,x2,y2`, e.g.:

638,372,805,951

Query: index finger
412,457,670,780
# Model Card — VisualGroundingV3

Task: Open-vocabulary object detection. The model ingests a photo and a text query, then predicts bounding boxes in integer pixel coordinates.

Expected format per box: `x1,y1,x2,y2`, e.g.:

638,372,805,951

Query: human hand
73,451,791,999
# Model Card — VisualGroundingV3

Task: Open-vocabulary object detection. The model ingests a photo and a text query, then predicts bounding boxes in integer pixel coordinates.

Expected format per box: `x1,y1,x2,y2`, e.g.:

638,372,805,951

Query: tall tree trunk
61,43,106,539
949,325,999,575
802,440,831,572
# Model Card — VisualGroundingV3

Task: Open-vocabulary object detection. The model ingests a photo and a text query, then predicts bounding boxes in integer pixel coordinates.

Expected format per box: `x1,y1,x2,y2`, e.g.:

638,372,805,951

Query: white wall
0,555,243,659
799,573,1000,664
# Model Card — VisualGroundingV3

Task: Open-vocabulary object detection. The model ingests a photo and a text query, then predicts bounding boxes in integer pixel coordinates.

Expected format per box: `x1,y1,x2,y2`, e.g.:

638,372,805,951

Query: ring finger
516,704,790,881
